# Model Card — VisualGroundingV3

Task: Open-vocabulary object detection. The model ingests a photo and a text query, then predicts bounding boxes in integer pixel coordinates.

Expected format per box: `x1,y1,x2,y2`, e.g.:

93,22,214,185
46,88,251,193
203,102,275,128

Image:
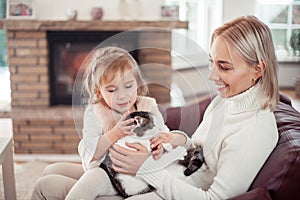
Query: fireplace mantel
0,20,188,31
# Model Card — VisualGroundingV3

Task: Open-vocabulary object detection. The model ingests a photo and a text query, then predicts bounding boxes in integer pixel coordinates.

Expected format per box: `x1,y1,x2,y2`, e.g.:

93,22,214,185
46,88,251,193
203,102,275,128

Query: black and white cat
100,111,158,198
100,111,206,198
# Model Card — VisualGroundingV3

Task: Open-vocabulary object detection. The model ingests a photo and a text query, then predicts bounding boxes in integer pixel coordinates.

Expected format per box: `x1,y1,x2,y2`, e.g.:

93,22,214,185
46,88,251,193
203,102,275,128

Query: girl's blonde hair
211,16,279,110
82,46,148,104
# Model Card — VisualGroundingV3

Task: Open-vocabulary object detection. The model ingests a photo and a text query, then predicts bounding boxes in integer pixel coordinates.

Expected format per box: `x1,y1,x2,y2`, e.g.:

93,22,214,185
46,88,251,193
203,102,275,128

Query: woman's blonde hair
82,46,148,104
211,16,279,110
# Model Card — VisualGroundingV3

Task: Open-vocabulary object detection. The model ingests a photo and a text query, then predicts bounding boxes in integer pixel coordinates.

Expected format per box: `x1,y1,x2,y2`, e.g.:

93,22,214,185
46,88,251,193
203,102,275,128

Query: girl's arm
149,102,192,159
79,106,135,170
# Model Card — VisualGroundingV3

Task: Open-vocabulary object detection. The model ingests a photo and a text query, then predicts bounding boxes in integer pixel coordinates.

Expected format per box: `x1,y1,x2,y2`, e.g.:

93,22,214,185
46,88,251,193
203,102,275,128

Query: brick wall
7,29,172,154
7,31,49,107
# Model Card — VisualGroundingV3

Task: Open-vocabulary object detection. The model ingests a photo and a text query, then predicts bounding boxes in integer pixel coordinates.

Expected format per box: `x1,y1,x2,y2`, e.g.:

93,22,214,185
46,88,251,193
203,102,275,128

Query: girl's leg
31,162,84,200
31,174,77,200
65,167,118,200
43,162,84,179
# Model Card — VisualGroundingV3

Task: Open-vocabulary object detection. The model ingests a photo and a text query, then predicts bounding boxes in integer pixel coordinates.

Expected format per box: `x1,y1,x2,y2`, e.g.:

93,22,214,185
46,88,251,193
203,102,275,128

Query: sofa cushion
249,97,300,200
230,187,272,200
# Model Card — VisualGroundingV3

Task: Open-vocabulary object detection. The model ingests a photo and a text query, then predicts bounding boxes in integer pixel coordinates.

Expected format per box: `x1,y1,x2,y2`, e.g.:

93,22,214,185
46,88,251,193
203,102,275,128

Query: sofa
99,93,300,200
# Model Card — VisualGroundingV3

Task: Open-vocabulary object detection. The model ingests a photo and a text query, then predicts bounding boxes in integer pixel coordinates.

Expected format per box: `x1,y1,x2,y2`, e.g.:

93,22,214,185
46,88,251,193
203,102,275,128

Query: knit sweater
78,96,170,171
136,86,279,200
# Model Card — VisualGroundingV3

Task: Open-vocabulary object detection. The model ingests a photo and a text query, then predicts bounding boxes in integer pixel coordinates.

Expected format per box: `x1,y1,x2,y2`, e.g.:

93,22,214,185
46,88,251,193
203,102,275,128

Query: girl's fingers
151,144,162,154
120,111,131,121
150,138,164,149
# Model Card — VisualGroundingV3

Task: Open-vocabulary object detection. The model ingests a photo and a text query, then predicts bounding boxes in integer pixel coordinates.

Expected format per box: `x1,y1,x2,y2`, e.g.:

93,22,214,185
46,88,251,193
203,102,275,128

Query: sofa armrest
230,188,272,200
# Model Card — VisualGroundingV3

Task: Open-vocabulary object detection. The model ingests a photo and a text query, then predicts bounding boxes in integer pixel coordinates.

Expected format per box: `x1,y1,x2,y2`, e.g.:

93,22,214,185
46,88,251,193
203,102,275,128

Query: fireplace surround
0,20,188,154
48,30,139,105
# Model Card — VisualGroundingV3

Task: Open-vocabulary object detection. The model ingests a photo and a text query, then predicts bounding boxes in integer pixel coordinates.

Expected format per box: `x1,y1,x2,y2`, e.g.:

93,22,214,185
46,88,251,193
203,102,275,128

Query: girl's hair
82,46,148,104
211,16,279,110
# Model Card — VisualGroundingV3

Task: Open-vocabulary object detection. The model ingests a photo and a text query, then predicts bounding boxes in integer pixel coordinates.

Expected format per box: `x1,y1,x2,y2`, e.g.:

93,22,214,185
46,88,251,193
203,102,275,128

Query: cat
100,111,206,197
100,111,158,198
178,145,206,176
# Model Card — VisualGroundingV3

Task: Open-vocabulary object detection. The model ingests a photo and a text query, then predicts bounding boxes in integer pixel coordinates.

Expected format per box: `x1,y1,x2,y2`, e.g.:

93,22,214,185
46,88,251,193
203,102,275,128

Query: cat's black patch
178,146,206,176
99,111,155,197
126,111,155,137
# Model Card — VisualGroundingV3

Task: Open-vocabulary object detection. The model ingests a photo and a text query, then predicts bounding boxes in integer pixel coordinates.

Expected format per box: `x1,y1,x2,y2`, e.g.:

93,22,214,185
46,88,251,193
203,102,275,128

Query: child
63,46,189,199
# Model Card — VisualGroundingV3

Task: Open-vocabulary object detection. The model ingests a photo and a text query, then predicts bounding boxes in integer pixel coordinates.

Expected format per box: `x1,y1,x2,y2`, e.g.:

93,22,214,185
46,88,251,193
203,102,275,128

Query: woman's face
99,69,138,114
208,36,257,98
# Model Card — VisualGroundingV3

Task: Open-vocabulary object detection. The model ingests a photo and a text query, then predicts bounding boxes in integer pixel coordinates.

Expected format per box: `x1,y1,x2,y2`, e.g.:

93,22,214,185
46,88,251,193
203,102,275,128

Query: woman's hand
109,142,150,176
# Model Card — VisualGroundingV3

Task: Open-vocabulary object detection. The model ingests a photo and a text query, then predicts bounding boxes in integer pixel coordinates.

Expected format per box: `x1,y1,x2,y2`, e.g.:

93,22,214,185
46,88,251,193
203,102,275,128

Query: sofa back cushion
164,94,300,200
249,98,300,200
164,97,211,137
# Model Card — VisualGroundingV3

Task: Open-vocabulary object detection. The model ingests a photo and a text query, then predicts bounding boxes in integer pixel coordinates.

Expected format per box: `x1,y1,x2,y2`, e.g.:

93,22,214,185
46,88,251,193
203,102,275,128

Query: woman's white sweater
136,86,278,200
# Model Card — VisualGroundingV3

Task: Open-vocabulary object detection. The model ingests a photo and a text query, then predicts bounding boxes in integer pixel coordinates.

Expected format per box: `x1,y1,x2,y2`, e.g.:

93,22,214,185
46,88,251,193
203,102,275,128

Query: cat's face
127,111,155,137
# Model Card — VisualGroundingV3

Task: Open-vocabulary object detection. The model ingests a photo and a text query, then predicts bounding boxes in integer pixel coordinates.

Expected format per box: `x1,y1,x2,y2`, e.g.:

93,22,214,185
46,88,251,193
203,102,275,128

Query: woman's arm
109,118,278,200
109,143,209,200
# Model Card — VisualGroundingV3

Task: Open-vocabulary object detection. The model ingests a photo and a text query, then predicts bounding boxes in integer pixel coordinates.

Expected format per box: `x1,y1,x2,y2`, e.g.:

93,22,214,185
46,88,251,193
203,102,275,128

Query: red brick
7,39,37,48
15,32,46,39
9,57,38,65
16,48,47,57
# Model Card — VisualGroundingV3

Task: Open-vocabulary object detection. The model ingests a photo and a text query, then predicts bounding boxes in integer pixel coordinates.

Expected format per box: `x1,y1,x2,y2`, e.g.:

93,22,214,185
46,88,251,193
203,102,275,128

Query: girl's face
99,70,138,114
208,36,258,98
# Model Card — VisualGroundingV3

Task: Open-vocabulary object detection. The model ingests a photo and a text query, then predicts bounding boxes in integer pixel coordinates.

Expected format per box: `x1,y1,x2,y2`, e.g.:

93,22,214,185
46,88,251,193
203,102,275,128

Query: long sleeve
78,105,106,171
136,86,279,200
137,115,278,200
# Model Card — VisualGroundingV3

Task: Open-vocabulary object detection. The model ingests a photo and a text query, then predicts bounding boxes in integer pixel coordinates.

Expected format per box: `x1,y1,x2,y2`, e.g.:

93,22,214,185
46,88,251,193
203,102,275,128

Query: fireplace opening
48,31,138,105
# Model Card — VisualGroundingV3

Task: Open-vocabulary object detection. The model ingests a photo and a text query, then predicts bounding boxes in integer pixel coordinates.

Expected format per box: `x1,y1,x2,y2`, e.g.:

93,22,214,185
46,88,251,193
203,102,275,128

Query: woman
108,16,279,200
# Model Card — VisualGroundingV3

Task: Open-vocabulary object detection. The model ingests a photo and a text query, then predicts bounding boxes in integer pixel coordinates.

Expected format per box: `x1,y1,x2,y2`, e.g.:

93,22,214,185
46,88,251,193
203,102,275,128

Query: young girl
69,46,191,199
32,46,188,200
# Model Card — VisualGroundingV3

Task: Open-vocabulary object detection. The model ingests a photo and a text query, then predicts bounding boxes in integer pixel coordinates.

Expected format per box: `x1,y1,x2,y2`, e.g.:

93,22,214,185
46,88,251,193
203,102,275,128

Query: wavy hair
82,46,148,104
211,16,279,110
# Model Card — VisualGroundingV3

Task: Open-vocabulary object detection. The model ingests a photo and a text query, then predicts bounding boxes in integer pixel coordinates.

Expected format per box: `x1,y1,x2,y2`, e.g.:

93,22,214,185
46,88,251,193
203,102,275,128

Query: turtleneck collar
225,84,261,114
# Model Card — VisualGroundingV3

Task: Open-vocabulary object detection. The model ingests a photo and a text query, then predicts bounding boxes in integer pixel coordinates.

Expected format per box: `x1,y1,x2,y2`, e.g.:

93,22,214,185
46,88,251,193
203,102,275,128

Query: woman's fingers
109,144,150,175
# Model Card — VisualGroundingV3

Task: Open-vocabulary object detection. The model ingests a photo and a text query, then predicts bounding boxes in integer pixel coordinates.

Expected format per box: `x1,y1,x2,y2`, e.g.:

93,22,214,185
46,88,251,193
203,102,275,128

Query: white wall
34,0,165,20
222,0,255,23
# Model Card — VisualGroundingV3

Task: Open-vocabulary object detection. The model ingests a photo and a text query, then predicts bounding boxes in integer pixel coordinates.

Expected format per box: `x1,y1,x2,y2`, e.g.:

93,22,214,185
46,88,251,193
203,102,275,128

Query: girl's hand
150,132,187,159
109,142,150,175
113,111,136,139
150,143,164,160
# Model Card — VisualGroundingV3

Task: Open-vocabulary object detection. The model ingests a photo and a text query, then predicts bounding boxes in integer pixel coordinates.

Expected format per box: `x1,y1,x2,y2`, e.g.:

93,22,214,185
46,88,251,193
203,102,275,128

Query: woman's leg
65,167,118,200
31,162,84,200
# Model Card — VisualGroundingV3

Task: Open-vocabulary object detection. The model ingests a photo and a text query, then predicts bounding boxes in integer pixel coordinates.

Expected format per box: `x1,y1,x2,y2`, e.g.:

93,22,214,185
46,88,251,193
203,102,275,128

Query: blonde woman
109,16,279,200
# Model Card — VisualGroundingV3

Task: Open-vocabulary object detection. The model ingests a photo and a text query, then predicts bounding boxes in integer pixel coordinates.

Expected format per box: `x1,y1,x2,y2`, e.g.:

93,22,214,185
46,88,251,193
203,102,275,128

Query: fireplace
3,20,188,154
48,31,139,105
